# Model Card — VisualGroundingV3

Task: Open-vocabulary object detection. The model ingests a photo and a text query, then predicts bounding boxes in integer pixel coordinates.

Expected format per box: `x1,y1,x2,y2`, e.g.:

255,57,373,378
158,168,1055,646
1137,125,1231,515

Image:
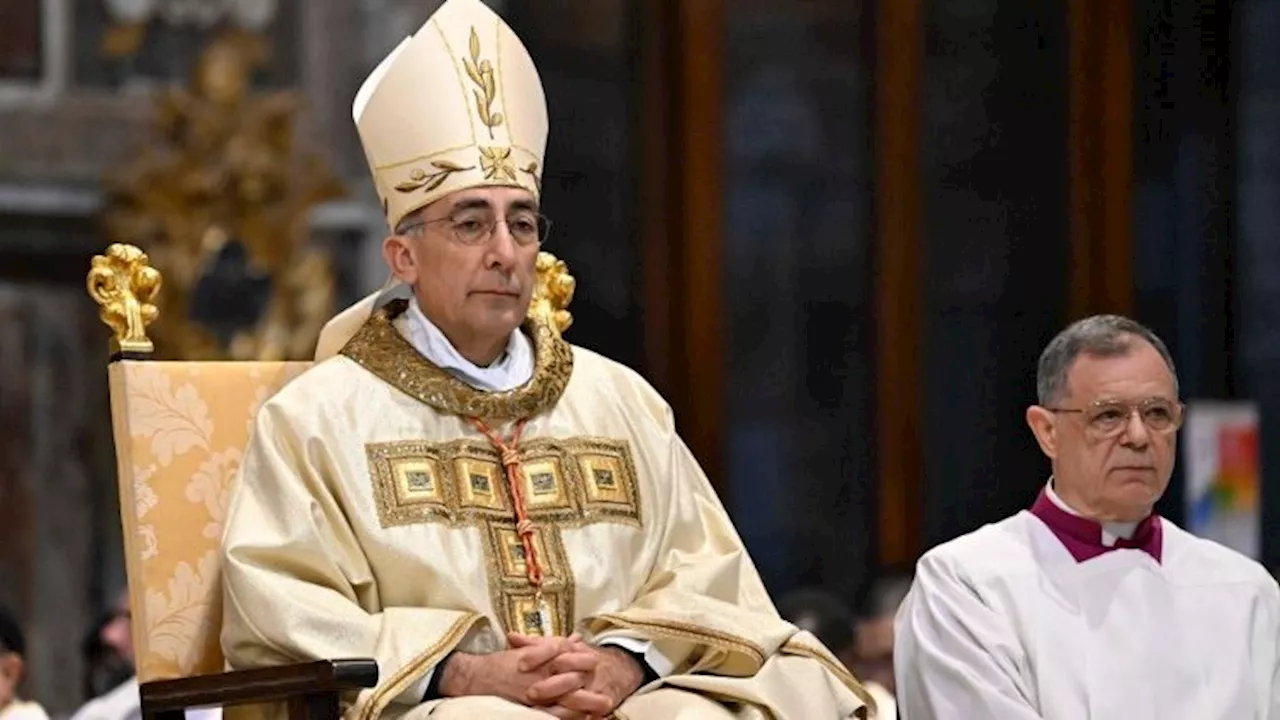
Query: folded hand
439,632,589,707
512,633,645,720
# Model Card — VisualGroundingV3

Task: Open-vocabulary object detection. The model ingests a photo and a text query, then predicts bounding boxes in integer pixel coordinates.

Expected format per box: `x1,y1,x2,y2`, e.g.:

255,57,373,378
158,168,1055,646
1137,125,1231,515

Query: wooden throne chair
87,242,377,720
87,242,576,720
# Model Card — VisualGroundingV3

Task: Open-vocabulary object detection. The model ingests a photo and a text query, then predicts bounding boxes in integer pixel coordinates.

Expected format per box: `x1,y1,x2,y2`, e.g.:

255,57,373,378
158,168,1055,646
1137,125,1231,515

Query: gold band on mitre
354,0,548,232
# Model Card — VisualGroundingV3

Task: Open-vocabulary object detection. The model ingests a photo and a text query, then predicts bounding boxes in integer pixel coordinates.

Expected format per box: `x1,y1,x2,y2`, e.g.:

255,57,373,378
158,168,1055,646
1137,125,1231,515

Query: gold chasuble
219,301,873,719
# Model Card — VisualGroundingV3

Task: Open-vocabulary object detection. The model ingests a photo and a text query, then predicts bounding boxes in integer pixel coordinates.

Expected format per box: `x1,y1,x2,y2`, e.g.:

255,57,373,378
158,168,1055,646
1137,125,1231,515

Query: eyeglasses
1046,397,1185,439
399,211,551,247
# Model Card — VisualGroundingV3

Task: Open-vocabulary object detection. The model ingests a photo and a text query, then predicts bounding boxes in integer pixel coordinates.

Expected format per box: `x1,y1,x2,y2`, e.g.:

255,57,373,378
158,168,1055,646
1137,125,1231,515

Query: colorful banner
1184,401,1261,559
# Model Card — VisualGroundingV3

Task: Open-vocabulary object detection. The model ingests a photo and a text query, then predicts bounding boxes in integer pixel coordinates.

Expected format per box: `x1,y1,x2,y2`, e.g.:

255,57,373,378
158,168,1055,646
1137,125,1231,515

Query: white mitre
314,0,547,362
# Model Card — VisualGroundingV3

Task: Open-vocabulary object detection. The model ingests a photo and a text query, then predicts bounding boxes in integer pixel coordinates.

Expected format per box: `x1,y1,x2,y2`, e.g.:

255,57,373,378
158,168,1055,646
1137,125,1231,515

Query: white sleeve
1271,656,1280,720
1266,582,1280,719
596,637,675,678
894,553,1044,720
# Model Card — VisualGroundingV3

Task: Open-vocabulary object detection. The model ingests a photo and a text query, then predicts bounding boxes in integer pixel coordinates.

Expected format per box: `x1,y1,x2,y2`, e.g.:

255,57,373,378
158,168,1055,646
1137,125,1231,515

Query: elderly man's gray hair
1036,314,1179,405
394,209,426,237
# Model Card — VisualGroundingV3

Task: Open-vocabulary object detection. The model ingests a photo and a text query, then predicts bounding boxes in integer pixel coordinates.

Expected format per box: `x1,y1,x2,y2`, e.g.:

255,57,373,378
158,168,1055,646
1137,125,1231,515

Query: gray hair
393,208,426,237
1036,314,1179,405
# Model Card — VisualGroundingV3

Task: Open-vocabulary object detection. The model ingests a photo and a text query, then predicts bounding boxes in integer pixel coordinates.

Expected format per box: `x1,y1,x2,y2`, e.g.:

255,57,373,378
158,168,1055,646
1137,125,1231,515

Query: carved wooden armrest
141,659,379,720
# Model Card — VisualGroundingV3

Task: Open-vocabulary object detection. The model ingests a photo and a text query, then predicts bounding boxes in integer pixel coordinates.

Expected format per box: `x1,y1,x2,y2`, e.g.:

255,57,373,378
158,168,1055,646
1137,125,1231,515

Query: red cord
470,417,544,591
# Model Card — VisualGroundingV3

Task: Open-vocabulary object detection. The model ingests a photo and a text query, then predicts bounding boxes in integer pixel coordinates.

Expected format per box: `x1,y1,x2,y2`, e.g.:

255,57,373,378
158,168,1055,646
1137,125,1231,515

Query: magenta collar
1029,488,1162,564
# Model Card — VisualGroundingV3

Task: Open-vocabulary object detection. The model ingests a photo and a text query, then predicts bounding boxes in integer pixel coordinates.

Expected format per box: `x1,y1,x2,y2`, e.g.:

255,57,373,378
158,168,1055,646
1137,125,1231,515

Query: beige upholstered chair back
108,360,310,681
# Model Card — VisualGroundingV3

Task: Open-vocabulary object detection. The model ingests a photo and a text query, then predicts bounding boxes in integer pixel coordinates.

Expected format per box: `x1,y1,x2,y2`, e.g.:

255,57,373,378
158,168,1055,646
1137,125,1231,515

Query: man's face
101,592,134,662
383,187,540,361
0,652,21,707
852,614,896,695
1027,338,1180,522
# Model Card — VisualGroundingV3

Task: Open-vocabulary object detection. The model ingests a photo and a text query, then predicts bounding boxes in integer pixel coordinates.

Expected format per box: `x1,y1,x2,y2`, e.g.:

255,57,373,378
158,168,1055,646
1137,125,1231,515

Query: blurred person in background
0,604,48,720
70,591,137,720
850,570,911,698
70,591,218,720
775,587,855,665
776,587,896,720
81,592,135,701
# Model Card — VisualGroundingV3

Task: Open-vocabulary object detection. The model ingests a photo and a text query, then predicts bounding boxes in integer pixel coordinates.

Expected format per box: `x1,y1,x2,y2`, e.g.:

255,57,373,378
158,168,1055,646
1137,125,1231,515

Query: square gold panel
519,458,572,511
506,592,568,637
391,458,444,504
578,455,632,506
365,441,456,528
492,526,552,580
454,457,506,512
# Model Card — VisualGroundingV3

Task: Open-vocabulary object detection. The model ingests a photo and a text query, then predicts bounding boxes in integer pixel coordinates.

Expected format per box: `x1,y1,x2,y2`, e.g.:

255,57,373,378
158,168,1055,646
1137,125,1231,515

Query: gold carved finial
529,251,575,336
87,243,162,355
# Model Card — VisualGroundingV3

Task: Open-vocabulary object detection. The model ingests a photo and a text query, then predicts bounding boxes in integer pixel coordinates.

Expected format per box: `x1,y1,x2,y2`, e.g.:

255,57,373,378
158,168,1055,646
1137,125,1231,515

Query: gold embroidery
781,639,876,713
431,19,478,146
486,522,574,637
521,161,541,191
367,441,457,526
393,458,444,500
588,614,768,667
464,27,503,138
454,454,506,513
340,299,573,421
495,18,513,146
480,146,517,182
572,438,643,527
393,159,475,194
494,524,551,579
518,444,576,520
366,437,640,634
580,456,636,514
354,612,481,720
376,142,480,172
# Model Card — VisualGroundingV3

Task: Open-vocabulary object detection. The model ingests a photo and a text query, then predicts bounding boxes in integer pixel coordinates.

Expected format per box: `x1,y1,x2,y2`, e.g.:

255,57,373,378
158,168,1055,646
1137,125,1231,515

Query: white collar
403,297,534,392
1046,479,1139,546
0,700,49,720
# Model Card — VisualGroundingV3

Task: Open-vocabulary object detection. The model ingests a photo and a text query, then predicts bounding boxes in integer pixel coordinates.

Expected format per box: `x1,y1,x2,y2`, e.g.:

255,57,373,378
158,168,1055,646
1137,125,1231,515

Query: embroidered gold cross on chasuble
365,436,642,638
343,301,641,638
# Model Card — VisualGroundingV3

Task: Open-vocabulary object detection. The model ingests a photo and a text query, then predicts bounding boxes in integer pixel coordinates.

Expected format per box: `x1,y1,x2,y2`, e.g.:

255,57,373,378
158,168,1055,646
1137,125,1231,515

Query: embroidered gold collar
339,298,573,421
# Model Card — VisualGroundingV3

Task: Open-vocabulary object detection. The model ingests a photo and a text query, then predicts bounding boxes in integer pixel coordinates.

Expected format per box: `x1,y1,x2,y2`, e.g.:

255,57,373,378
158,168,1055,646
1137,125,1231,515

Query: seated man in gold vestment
218,1,871,718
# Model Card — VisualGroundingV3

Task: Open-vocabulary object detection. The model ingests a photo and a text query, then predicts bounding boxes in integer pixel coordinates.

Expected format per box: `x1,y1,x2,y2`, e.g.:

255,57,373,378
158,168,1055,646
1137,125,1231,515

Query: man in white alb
894,314,1280,719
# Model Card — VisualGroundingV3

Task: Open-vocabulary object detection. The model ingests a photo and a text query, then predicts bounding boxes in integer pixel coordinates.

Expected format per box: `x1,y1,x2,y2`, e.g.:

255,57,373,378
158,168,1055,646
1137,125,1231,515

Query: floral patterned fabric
107,360,311,681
